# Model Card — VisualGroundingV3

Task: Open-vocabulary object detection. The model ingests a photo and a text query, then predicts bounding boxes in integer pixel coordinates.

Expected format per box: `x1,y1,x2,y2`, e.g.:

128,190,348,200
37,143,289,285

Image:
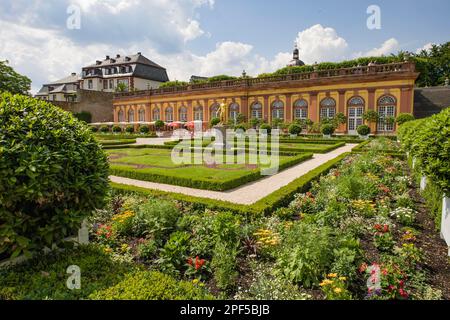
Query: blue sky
0,0,448,93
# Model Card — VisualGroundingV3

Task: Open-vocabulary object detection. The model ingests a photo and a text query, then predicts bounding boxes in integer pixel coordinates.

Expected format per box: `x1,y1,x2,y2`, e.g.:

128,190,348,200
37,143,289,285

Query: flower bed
1,151,447,300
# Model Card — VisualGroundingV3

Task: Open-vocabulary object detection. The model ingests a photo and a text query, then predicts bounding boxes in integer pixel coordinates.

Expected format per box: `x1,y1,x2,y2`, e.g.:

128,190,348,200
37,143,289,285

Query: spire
288,41,305,67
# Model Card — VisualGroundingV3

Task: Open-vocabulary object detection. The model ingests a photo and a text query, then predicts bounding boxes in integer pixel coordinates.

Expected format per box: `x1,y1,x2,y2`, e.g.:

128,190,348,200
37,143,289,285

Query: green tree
0,60,31,94
115,82,128,92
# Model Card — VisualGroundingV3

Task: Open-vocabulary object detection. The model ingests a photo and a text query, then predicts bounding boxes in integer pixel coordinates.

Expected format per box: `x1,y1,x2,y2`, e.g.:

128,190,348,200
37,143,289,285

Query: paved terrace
110,143,357,205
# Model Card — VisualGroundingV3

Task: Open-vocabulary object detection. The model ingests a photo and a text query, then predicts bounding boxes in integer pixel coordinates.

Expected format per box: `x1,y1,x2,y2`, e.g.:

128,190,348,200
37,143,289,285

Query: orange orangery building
112,61,419,134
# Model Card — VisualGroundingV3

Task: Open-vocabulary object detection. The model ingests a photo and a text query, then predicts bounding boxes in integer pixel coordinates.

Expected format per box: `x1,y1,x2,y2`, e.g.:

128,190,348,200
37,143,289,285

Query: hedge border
110,152,313,191
351,139,405,158
110,152,350,215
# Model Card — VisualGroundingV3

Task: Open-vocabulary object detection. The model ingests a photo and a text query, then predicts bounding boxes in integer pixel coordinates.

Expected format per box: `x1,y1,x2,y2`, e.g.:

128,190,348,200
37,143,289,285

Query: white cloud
416,42,434,54
356,38,400,57
294,24,349,64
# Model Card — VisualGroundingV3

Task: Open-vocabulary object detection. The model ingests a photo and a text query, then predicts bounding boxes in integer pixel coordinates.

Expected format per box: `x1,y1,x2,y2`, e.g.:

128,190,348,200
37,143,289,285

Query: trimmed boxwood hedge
398,108,450,194
98,139,136,146
111,152,350,215
110,153,313,191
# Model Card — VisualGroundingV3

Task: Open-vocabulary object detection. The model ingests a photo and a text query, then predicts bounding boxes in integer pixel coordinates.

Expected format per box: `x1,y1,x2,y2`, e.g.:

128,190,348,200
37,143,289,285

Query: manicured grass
110,152,350,214
107,147,313,191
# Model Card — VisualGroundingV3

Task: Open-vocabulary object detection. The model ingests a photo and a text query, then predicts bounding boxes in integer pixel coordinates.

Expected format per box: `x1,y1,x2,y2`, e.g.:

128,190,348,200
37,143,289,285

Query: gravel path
110,144,357,205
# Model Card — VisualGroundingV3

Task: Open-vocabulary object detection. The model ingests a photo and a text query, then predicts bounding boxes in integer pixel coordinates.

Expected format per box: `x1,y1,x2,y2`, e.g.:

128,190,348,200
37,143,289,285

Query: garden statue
219,99,227,125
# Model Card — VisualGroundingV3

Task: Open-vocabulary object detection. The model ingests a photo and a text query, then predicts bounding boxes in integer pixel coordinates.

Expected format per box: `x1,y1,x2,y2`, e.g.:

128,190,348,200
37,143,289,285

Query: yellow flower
192,279,199,285
104,247,113,254
327,273,337,278
319,279,333,286
339,277,347,281
334,288,343,294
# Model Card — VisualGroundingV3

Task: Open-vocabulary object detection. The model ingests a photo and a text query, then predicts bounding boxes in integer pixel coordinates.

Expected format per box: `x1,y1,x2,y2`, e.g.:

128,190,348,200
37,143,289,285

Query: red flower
187,257,193,266
194,256,206,270
399,288,409,298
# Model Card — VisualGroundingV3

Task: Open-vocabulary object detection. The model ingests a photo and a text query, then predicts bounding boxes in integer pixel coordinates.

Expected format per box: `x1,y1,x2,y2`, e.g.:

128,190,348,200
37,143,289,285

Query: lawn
107,147,313,190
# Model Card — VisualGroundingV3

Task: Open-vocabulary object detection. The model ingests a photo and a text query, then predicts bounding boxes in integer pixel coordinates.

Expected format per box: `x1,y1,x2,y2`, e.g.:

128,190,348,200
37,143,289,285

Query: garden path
110,144,357,205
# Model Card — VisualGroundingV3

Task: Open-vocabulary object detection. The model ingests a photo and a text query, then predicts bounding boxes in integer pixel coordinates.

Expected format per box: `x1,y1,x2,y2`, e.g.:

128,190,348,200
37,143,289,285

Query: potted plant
154,120,165,137
112,125,122,134
100,125,110,133
357,124,370,139
288,123,302,138
125,125,134,134
139,125,150,134
250,117,261,129
210,117,220,127
259,123,271,136
90,126,99,133
321,124,335,138
235,124,247,138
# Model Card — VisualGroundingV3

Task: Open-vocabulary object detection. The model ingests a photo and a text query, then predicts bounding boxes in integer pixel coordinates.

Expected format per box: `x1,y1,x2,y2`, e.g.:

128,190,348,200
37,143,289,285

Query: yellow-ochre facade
113,62,419,134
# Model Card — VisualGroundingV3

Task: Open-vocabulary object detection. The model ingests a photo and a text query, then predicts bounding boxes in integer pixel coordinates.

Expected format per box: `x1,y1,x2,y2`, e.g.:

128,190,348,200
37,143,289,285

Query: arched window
179,106,187,122
165,107,174,122
118,109,124,122
210,103,220,119
152,108,160,121
128,109,135,122
194,106,203,121
347,96,365,133
320,97,336,120
251,102,262,119
229,103,240,122
377,95,396,132
293,99,308,120
138,108,145,122
271,100,284,120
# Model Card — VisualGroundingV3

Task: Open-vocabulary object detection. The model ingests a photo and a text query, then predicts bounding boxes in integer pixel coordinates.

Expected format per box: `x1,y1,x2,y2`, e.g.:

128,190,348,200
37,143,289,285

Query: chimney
71,72,76,76
106,55,110,60
116,54,121,58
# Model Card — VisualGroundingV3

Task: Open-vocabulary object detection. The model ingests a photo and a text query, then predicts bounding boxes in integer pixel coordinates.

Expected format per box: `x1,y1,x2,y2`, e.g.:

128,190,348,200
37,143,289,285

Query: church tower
288,42,305,67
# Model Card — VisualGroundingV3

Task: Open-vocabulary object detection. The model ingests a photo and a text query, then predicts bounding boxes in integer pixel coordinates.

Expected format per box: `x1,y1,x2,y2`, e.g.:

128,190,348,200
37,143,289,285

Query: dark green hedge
111,152,349,215
110,153,313,191
398,108,450,194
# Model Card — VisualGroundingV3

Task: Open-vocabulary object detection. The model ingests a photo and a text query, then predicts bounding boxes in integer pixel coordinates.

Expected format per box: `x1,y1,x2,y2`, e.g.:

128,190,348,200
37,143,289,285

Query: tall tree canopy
414,42,450,87
0,60,32,94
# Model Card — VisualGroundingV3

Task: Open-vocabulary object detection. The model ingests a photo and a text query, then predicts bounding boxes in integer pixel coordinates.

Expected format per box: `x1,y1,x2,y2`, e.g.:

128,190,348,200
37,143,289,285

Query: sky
0,0,449,93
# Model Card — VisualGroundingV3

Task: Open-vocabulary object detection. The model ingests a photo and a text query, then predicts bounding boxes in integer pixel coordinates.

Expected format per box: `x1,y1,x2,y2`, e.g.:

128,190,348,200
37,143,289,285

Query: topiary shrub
356,124,370,136
396,113,415,126
234,124,247,132
288,124,302,135
125,125,134,134
321,124,335,136
112,125,122,133
139,125,150,134
259,123,272,135
90,126,99,133
0,93,109,258
210,117,220,127
155,120,165,131
100,125,109,133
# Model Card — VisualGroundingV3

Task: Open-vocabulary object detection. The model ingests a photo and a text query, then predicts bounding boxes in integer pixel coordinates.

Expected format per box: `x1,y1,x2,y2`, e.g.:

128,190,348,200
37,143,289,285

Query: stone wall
52,90,114,122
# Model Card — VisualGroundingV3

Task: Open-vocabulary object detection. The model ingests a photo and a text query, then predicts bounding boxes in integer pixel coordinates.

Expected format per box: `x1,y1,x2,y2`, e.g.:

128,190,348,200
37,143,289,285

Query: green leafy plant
125,125,134,133
396,113,415,126
112,125,122,133
0,93,109,258
288,123,302,135
259,123,272,134
139,125,150,134
321,124,335,136
155,120,165,131
100,125,110,133
210,117,220,127
211,242,239,291
357,125,370,136
156,231,191,275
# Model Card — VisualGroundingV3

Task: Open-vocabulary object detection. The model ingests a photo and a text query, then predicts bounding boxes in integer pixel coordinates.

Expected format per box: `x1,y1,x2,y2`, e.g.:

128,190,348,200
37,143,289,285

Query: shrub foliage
0,93,109,258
